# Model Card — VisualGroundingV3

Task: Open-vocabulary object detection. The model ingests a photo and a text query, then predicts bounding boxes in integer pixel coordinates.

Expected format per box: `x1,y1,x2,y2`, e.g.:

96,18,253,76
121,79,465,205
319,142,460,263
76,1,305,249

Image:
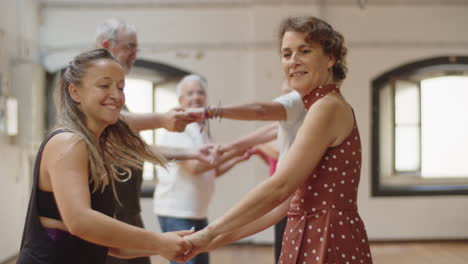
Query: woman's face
281,31,335,96
69,58,125,133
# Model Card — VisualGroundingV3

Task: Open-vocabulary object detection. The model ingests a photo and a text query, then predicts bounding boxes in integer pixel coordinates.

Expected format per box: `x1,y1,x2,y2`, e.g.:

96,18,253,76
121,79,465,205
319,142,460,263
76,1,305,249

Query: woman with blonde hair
18,49,192,264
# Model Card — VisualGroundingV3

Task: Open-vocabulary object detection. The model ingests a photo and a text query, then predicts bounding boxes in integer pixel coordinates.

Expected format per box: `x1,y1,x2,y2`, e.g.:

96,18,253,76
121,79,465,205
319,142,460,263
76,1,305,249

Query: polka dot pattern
278,84,373,264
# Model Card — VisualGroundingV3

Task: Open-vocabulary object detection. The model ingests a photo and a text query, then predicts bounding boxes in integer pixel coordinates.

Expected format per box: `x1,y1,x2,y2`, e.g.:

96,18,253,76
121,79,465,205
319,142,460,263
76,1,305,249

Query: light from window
124,78,155,181
154,84,179,145
421,76,468,178
124,78,178,182
394,80,420,172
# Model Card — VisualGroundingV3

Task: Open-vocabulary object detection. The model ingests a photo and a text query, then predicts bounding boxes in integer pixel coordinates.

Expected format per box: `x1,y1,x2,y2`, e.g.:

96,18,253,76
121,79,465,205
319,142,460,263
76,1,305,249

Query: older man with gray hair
153,74,251,264
96,18,195,133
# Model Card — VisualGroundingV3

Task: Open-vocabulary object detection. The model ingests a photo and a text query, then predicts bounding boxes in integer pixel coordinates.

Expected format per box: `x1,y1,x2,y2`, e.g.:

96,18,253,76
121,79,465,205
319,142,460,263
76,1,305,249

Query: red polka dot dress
278,84,373,264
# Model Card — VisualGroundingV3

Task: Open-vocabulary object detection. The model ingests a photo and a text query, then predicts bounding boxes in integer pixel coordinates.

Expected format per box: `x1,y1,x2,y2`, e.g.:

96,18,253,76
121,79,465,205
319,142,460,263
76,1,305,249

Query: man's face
107,29,138,74
179,80,207,108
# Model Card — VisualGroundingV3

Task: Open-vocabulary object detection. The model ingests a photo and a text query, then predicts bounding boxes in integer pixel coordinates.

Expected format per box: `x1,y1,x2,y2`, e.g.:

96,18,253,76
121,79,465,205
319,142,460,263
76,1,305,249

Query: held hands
162,108,200,132
195,144,222,164
178,228,217,262
195,143,254,165
158,229,194,262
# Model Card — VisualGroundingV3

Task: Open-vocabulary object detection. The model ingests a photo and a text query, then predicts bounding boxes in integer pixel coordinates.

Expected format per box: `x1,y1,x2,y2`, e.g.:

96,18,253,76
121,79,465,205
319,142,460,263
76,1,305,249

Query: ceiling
38,0,468,7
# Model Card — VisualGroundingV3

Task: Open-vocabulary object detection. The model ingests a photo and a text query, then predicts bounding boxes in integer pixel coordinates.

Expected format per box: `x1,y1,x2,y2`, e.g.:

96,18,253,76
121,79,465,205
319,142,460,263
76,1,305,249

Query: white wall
0,0,43,262
327,5,468,239
35,0,468,249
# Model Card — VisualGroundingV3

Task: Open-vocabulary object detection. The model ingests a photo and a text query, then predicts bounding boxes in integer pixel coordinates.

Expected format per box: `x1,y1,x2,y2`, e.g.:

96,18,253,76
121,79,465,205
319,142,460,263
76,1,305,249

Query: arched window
372,56,468,196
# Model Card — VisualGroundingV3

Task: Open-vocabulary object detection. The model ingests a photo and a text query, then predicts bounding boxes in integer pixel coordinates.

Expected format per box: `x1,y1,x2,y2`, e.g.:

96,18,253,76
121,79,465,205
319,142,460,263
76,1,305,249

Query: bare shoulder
307,92,350,121
304,92,354,146
43,131,88,161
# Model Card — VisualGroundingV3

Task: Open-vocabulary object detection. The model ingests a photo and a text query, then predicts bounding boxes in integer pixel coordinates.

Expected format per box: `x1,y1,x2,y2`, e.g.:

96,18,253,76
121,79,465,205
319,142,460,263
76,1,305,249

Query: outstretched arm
108,229,193,259
221,101,287,121
178,148,245,176
181,95,349,246
186,101,287,122
121,108,197,132
214,151,251,177
183,197,291,261
221,122,279,153
150,145,216,164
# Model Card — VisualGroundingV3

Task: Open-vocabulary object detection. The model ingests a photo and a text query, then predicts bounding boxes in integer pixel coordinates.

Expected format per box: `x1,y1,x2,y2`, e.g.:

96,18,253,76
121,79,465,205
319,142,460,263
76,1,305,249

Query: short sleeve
274,90,304,125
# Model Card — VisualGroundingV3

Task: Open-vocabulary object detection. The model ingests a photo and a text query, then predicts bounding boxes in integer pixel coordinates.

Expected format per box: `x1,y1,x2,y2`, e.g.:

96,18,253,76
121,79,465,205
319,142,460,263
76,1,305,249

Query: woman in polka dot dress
182,16,373,264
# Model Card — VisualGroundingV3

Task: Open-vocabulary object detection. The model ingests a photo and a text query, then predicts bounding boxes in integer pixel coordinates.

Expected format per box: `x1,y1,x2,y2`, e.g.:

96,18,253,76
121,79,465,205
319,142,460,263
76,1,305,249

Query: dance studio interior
1,0,467,263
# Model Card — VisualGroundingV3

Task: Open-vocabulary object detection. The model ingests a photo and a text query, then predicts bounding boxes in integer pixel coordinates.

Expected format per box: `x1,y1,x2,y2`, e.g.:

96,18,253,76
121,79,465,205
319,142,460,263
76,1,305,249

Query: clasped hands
162,227,217,263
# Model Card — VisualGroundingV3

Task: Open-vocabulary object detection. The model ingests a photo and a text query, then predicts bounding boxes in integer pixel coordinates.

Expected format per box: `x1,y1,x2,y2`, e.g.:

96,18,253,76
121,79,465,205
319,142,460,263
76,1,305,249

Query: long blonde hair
54,49,165,199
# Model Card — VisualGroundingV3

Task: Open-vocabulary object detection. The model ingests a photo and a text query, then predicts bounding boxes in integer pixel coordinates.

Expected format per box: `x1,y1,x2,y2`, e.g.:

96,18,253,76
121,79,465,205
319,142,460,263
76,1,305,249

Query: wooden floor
6,241,468,264
149,241,468,264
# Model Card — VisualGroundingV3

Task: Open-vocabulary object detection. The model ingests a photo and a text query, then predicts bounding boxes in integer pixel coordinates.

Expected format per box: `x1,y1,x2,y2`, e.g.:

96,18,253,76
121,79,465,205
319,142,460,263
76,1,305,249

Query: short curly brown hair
279,16,348,82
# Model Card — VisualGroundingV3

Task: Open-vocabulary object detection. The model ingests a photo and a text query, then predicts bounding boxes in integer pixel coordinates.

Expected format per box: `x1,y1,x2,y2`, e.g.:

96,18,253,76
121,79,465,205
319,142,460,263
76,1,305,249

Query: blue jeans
158,216,209,264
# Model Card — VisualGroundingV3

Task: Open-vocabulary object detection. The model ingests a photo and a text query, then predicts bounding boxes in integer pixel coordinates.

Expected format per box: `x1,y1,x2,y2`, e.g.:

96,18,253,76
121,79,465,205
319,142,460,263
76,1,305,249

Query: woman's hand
157,229,194,261
180,228,215,261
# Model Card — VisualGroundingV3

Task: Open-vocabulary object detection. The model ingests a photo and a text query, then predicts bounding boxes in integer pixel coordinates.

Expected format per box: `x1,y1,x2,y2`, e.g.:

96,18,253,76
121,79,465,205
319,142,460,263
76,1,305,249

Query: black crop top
37,190,61,220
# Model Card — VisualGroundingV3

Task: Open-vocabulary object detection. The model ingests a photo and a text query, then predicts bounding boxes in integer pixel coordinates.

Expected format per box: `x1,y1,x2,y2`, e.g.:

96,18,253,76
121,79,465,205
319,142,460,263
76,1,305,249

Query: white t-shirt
274,90,307,163
153,123,215,219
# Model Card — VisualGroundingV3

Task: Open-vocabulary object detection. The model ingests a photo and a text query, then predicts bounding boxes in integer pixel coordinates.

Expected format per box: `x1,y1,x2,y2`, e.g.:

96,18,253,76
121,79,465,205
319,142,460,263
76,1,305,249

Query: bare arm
184,94,354,244
221,123,279,153
255,140,279,160
44,133,191,260
211,196,291,246
150,145,214,163
186,101,287,122
183,197,291,260
108,248,156,259
107,228,191,259
121,108,196,132
221,101,287,121
214,152,250,177
179,149,243,175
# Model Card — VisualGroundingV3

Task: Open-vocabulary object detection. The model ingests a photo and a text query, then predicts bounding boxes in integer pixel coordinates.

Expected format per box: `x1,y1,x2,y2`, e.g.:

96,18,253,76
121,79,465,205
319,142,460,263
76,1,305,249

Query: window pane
154,83,179,144
395,80,420,125
124,79,153,114
154,86,179,113
421,76,468,178
395,126,420,171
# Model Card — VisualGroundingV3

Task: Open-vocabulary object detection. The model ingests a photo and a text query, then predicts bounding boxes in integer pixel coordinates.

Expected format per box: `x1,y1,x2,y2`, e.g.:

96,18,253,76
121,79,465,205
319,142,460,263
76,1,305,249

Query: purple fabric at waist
44,227,69,241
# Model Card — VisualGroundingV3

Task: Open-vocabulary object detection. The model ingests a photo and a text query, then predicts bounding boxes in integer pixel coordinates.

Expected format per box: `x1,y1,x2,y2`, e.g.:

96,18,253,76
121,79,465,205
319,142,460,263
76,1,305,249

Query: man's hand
162,108,199,132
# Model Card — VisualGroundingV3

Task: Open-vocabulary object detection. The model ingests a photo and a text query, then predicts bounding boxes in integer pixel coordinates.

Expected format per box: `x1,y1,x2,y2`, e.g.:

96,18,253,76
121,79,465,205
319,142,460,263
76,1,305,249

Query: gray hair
176,74,208,98
95,18,137,47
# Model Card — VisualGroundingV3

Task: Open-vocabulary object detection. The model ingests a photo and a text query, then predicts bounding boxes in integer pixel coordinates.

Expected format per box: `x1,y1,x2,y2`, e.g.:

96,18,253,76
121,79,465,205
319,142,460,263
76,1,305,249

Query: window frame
131,59,191,198
371,56,468,197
